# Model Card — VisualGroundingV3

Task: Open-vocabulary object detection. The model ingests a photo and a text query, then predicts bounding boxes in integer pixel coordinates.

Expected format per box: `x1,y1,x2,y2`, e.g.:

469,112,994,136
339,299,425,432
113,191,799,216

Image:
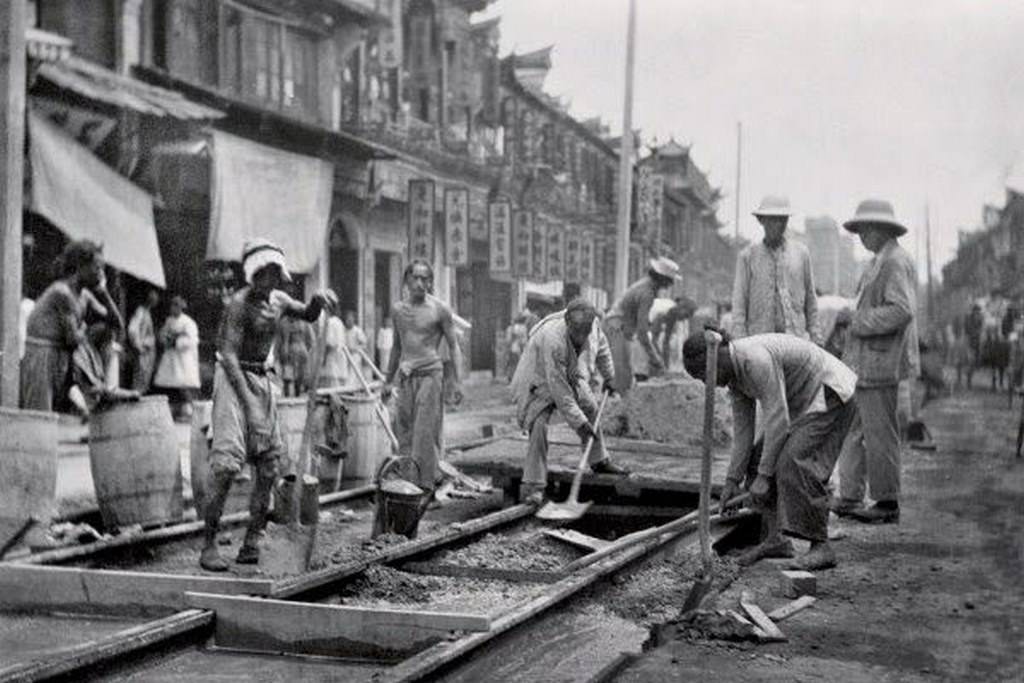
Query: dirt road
616,389,1024,682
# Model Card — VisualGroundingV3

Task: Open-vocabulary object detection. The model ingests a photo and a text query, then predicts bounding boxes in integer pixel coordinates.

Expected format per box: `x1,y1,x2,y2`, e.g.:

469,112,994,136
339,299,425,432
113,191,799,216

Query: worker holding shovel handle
683,330,859,571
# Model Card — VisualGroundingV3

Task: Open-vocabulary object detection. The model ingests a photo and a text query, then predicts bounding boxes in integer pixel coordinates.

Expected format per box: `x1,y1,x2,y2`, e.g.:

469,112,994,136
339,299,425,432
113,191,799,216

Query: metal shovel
681,329,722,613
536,390,610,522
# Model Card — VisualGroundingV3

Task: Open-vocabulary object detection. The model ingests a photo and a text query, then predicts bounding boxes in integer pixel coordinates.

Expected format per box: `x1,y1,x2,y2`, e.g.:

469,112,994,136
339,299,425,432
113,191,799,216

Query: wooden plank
542,529,610,553
0,564,272,615
401,561,565,584
185,592,490,661
376,516,744,683
272,503,534,598
0,609,212,683
739,596,787,642
17,485,375,566
586,504,693,519
767,595,816,622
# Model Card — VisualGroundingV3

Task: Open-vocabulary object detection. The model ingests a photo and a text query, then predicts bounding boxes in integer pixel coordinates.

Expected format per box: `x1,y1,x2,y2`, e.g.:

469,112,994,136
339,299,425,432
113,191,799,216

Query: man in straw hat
731,196,821,343
831,199,919,525
604,256,681,394
200,238,337,572
511,299,629,503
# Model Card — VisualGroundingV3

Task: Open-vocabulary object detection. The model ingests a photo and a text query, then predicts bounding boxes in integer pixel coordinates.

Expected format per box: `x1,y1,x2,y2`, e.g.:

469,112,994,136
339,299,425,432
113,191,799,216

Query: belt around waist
217,359,272,375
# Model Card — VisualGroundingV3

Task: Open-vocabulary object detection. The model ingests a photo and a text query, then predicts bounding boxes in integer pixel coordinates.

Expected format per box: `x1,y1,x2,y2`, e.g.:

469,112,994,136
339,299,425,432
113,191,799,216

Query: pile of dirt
433,528,582,572
339,565,442,604
599,554,740,626
655,609,760,644
601,378,733,447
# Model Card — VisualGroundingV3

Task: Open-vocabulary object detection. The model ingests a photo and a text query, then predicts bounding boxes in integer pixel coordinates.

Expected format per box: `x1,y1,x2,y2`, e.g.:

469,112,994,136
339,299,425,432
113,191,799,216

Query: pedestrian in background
731,195,821,343
153,295,200,420
21,240,122,412
604,257,680,394
276,313,315,397
377,315,395,374
504,313,528,381
833,199,919,525
127,289,159,394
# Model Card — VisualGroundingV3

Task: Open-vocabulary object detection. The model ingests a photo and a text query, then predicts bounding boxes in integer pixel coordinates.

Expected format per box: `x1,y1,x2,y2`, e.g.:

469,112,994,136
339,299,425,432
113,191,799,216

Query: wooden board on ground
767,595,816,622
0,564,272,616
739,597,787,642
542,529,611,553
185,592,490,661
401,561,566,584
447,431,730,497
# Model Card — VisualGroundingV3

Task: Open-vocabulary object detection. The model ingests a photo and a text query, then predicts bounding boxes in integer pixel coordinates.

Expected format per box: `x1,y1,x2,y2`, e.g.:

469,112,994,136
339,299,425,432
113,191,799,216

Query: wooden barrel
0,407,58,549
89,396,183,529
188,400,252,519
340,393,386,485
278,397,341,490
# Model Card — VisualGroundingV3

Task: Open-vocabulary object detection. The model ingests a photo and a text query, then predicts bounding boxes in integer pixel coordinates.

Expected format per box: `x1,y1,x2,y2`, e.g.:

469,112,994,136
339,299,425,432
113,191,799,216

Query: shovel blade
681,573,714,615
535,500,592,522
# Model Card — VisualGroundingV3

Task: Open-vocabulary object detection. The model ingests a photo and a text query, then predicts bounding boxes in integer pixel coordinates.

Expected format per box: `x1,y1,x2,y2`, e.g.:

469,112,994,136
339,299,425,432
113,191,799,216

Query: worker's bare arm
278,289,338,323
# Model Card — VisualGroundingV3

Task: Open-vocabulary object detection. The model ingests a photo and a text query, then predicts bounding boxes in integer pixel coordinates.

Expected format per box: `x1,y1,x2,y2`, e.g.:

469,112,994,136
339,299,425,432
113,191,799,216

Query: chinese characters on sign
531,216,548,281
546,222,565,281
512,210,533,278
378,0,403,69
580,234,595,284
648,175,664,242
407,179,435,262
565,230,581,283
488,200,512,273
636,166,665,241
444,187,469,266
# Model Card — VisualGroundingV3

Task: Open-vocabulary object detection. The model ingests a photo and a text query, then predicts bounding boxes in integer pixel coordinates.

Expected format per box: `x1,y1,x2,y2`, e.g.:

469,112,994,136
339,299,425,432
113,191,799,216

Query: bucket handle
376,455,420,485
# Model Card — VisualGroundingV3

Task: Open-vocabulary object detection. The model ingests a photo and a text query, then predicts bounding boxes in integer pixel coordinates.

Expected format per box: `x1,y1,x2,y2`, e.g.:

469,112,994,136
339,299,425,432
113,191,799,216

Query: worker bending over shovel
200,239,336,572
512,299,629,505
683,331,857,570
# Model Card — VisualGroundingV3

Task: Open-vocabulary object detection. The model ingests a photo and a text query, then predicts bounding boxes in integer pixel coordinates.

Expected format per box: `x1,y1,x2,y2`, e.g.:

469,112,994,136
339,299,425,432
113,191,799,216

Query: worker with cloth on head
604,256,682,394
200,238,337,572
832,199,919,525
512,299,630,505
684,330,858,570
731,196,821,343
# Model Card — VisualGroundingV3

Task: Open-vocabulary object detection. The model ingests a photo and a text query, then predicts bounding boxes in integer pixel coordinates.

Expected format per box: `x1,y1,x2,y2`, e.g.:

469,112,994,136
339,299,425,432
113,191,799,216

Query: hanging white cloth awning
29,110,165,288
208,130,334,273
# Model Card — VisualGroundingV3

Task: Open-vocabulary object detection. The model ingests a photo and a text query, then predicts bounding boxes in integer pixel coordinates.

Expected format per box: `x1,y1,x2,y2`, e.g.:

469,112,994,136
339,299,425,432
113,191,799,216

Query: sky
479,0,1024,277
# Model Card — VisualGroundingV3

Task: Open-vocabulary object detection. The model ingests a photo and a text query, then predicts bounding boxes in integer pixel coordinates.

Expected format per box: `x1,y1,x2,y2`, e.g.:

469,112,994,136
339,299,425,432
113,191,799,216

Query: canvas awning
208,130,333,273
29,110,166,287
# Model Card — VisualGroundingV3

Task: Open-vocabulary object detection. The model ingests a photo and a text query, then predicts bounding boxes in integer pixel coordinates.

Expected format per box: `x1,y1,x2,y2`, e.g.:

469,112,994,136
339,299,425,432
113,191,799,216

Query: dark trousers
751,391,856,542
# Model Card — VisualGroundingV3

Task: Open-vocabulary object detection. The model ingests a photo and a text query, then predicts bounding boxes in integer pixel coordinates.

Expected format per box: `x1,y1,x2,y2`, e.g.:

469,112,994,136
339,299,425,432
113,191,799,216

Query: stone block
779,569,817,598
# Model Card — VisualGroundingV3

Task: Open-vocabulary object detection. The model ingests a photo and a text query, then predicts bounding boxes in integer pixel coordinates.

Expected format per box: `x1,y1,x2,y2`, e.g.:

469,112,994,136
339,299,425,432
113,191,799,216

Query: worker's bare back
393,297,453,375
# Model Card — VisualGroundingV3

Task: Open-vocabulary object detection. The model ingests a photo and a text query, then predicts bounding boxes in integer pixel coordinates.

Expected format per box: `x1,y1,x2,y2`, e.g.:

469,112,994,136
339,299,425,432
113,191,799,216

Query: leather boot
200,471,234,572
237,471,274,565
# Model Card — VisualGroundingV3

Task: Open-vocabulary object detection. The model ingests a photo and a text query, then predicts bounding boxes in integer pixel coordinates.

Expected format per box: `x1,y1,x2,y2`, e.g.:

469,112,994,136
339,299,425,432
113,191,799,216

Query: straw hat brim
649,259,682,280
752,208,792,218
843,215,908,236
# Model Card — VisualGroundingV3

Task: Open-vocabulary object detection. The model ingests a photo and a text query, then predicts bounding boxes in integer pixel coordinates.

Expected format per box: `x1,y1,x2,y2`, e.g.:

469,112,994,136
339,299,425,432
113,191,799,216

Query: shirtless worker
384,260,462,507
200,239,336,572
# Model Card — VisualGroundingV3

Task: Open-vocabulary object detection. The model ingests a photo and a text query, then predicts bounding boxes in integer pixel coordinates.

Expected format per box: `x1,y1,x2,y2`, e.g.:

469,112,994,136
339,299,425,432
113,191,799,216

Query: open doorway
329,219,359,316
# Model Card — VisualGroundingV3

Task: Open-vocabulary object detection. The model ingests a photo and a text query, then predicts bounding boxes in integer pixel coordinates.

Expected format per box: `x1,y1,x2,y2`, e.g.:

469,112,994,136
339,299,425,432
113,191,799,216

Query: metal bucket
373,457,426,539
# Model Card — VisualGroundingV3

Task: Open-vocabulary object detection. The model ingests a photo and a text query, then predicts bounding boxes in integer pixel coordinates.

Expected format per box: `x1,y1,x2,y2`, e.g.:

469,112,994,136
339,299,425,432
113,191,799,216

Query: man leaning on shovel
511,299,630,505
684,330,857,570
200,239,337,572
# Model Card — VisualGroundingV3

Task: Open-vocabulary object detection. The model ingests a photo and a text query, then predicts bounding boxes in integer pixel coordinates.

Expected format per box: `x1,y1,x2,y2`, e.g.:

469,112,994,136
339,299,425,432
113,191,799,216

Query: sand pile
434,529,581,572
602,378,733,447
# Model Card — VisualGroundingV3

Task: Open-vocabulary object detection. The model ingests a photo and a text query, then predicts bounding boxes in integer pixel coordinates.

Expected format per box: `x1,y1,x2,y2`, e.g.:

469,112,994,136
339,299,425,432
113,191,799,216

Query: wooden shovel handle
568,390,611,501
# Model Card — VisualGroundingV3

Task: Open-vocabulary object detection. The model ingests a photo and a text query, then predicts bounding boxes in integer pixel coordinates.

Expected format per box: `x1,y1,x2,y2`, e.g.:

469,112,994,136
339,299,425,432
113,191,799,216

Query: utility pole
925,202,934,328
0,0,25,408
613,0,637,301
734,121,742,241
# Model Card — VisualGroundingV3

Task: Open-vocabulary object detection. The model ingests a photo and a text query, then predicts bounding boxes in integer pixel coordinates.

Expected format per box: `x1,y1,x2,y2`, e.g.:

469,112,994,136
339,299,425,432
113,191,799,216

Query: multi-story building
804,215,858,297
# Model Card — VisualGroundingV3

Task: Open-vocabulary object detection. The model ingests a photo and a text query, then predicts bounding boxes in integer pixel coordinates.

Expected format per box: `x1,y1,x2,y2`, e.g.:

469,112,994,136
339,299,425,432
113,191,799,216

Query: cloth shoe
591,460,630,476
235,544,260,564
520,483,545,505
200,546,229,572
737,537,795,567
829,497,863,518
788,543,837,570
850,503,900,525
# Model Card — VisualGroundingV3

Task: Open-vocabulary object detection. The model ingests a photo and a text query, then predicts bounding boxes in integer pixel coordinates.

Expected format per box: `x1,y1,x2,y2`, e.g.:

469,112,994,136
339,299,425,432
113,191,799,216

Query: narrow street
614,387,1024,682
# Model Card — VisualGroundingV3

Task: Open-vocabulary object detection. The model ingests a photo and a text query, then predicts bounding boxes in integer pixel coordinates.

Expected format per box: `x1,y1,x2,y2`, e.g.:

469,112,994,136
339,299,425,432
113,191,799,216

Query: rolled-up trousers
837,385,901,504
523,387,607,488
750,391,856,542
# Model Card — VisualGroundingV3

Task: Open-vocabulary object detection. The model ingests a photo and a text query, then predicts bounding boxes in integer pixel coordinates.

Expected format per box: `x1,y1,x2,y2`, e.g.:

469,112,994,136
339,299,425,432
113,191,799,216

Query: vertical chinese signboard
379,0,403,68
546,222,565,281
488,200,512,274
512,209,533,278
649,175,664,243
444,187,469,266
407,179,435,262
564,229,582,283
531,215,548,281
580,234,595,284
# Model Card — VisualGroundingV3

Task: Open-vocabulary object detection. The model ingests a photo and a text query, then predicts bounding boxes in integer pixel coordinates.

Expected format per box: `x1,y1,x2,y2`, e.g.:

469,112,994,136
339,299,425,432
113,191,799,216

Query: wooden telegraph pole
613,0,637,301
734,122,742,241
0,0,26,407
